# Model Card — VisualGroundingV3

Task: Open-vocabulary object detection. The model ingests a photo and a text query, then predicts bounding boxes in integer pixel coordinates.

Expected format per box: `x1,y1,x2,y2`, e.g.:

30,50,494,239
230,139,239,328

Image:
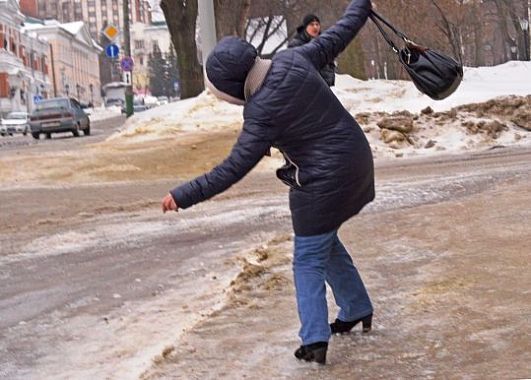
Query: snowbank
109,61,530,160
334,60,531,114
107,93,243,142
88,106,122,122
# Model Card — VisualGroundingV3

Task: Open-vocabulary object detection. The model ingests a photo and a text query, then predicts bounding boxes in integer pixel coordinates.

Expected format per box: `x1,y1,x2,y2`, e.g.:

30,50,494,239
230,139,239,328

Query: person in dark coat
162,0,374,365
288,14,337,86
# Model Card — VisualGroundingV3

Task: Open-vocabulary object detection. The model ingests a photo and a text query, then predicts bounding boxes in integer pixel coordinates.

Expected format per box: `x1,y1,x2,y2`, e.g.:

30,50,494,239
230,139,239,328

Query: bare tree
160,0,204,99
245,14,290,56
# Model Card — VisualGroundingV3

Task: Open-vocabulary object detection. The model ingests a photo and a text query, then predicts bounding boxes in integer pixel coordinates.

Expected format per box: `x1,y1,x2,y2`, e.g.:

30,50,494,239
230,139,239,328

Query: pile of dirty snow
107,93,243,142
109,61,530,161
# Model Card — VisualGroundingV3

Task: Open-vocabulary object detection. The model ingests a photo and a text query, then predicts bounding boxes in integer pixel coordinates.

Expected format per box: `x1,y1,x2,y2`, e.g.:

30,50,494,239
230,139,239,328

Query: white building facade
130,21,172,95
0,0,52,115
23,20,103,105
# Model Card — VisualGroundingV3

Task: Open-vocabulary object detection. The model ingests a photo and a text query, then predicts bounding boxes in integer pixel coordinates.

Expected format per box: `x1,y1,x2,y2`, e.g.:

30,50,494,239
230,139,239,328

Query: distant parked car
0,111,29,136
105,98,124,108
157,96,169,106
80,102,94,116
29,97,90,139
133,104,149,113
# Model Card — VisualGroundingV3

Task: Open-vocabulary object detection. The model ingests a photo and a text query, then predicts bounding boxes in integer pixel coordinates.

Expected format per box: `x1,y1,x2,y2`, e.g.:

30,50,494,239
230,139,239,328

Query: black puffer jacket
170,0,374,236
288,27,337,87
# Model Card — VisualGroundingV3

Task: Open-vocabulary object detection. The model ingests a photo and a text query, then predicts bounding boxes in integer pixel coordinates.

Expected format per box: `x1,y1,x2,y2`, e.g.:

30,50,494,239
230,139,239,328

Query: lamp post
198,0,216,84
76,84,80,100
65,83,70,97
123,0,134,117
89,83,94,105
60,67,66,96
520,18,530,61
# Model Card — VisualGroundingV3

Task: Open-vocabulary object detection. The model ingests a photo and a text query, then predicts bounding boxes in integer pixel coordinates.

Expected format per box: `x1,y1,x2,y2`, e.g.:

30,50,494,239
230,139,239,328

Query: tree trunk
160,0,204,99
214,0,251,38
337,38,367,79
493,0,514,61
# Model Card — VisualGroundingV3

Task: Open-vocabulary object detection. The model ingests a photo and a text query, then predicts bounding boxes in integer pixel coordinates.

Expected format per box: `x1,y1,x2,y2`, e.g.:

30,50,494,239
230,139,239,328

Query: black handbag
369,10,463,100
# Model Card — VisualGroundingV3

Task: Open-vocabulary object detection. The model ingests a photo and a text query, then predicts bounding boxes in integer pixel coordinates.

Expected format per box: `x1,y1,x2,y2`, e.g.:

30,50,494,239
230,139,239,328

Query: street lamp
76,84,81,100
65,84,70,97
520,18,530,60
89,83,94,106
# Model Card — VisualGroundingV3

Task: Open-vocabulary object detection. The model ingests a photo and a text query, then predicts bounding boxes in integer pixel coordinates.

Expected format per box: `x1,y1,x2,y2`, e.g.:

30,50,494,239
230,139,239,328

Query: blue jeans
293,230,373,345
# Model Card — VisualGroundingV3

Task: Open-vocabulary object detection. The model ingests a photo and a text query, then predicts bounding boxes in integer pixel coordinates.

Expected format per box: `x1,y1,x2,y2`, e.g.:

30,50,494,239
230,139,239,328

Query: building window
41,56,47,74
134,40,144,50
19,46,26,64
0,24,5,50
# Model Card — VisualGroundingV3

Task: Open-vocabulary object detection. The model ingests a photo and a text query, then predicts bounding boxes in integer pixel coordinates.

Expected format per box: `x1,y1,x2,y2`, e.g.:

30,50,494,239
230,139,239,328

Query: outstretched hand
161,193,178,213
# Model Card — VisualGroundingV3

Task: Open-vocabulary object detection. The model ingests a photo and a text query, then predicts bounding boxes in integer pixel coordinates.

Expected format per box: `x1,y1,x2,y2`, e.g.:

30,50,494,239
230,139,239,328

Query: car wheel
83,122,91,136
73,123,80,137
46,133,52,139
32,132,40,139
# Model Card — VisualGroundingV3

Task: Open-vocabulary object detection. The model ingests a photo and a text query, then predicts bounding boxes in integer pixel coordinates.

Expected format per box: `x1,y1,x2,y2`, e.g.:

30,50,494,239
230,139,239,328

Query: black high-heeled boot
330,313,372,334
294,341,328,364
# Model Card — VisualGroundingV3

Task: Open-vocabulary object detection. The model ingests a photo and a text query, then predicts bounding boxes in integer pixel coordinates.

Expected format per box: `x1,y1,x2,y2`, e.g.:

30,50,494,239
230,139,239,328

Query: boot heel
362,314,372,333
312,347,327,365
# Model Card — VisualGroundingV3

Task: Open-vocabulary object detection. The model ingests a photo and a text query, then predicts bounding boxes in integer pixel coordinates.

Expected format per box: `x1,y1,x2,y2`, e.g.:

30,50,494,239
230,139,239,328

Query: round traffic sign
105,44,120,58
120,56,134,71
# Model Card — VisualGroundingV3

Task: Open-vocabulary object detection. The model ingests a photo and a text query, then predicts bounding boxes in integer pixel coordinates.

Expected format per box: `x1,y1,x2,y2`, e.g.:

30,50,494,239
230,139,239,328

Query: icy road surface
1,147,530,379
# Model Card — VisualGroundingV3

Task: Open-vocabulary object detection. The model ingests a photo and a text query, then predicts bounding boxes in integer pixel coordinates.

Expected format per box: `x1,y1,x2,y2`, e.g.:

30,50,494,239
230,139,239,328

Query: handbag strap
370,10,411,43
369,11,400,54
369,10,427,56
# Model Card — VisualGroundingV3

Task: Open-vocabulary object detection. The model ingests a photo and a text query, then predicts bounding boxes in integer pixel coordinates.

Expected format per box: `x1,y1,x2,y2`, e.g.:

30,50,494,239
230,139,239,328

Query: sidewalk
142,180,531,379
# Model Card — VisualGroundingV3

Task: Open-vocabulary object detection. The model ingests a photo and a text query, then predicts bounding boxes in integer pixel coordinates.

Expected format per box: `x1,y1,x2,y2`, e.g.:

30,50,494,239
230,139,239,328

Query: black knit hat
303,14,320,28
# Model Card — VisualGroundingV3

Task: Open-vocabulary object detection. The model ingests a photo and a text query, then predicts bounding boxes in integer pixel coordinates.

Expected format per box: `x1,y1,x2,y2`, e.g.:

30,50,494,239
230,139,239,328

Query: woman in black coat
288,14,337,86
162,0,374,364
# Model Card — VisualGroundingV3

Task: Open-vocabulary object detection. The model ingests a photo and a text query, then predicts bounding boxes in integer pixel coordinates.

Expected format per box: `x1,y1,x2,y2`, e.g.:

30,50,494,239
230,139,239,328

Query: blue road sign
105,44,120,58
33,95,43,103
120,56,134,71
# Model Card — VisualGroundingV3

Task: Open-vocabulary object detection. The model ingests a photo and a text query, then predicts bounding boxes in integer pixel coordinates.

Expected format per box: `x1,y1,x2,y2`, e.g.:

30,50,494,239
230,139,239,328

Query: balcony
0,49,25,72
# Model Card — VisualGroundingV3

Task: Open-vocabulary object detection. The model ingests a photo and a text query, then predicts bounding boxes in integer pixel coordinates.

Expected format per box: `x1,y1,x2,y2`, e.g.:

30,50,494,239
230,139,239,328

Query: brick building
19,0,152,39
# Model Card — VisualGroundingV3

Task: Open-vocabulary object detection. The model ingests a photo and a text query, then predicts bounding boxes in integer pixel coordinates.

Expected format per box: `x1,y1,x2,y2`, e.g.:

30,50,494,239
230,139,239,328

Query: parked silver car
29,98,90,139
0,112,30,136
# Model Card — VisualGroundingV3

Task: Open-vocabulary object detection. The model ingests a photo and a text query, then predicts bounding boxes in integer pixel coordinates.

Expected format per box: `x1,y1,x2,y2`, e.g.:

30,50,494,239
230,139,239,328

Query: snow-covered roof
60,21,84,35
22,19,102,51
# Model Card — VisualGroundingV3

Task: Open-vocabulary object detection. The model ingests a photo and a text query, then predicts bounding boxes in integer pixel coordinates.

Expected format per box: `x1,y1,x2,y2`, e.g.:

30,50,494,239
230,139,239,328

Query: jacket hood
296,25,307,35
294,26,320,42
205,37,258,102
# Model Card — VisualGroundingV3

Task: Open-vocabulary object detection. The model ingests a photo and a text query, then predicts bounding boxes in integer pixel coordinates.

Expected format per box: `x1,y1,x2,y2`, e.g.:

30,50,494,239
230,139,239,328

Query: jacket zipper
282,151,302,187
